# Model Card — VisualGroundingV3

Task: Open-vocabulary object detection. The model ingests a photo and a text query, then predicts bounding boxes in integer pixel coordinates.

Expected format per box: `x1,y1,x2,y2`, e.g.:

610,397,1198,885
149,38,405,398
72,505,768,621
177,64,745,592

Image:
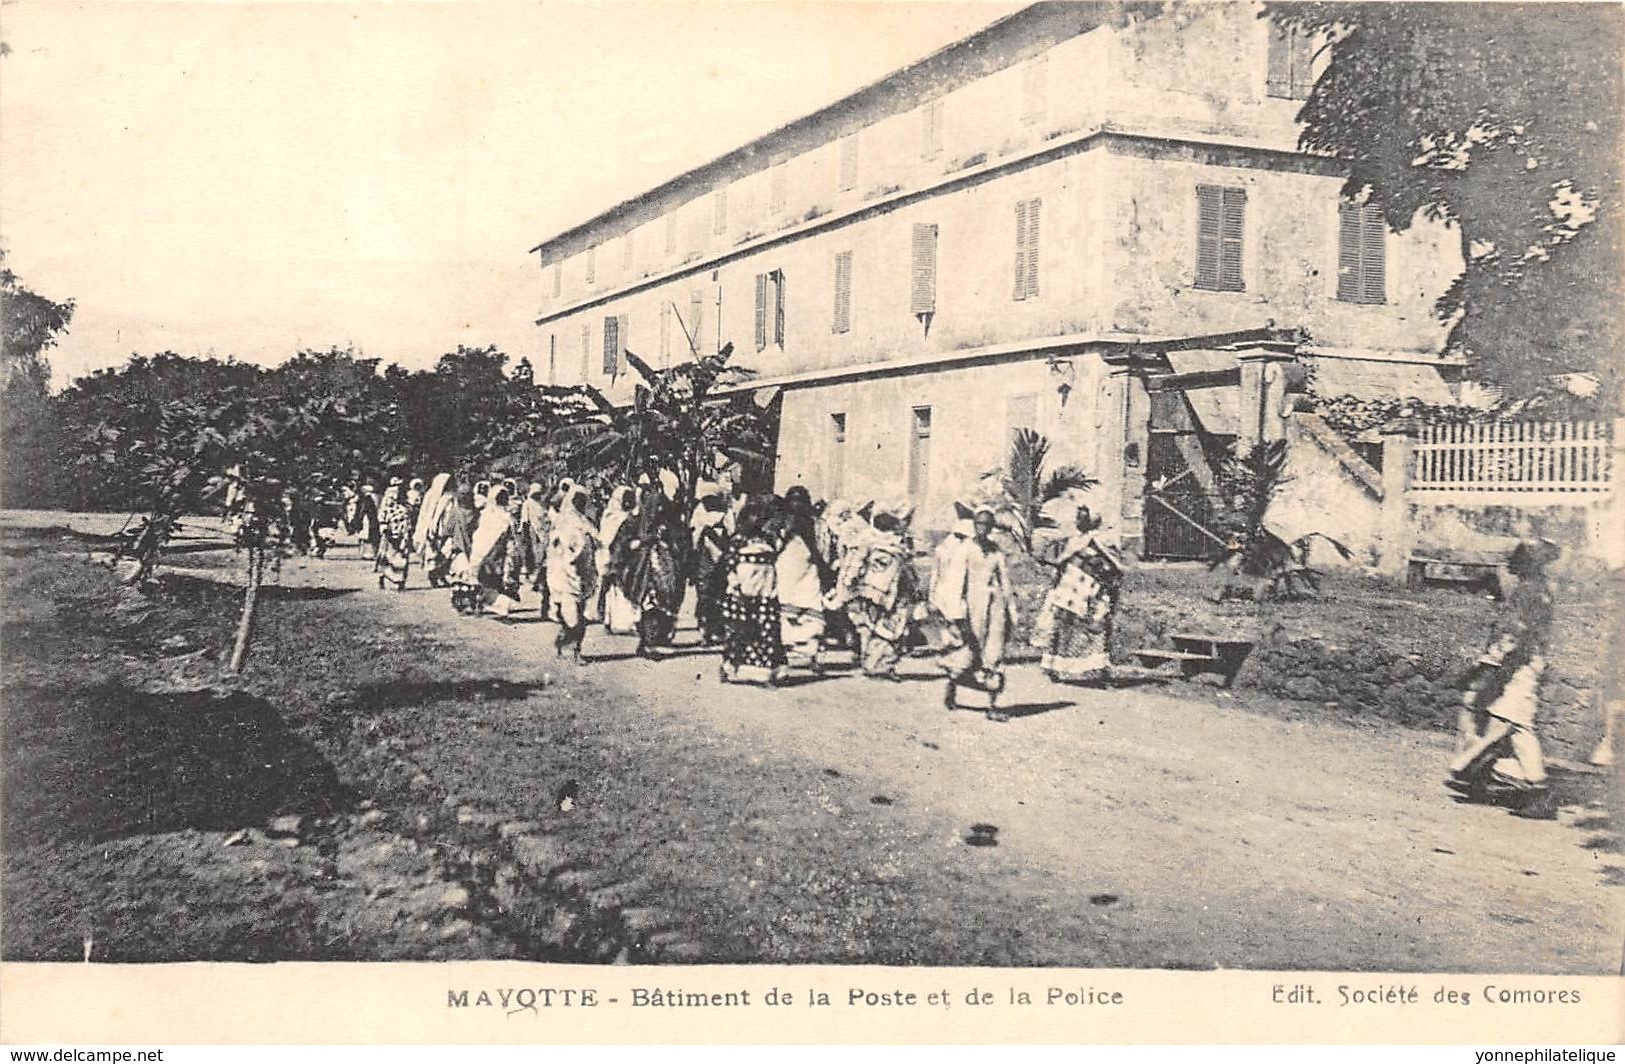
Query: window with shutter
754,273,769,351
551,263,562,298
907,406,932,499
832,251,853,334
1219,187,1245,291
838,134,859,192
829,412,847,497
770,164,787,215
713,189,728,236
911,223,938,316
688,292,703,355
1014,200,1029,299
548,334,557,385
585,246,596,286
1337,201,1387,304
1195,185,1246,292
1021,55,1048,125
1267,21,1316,100
602,315,619,375
772,269,786,347
579,322,591,381
1013,198,1041,301
921,100,944,159
659,303,672,366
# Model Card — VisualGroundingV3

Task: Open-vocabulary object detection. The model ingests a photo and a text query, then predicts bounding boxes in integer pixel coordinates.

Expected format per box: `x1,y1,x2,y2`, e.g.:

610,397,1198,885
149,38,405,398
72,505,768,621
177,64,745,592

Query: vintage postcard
0,0,1619,1048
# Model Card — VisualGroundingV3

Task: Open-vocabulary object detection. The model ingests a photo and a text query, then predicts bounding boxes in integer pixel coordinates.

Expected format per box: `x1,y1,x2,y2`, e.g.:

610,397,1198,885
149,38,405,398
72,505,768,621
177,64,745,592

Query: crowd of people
274,468,1569,798
305,470,1125,722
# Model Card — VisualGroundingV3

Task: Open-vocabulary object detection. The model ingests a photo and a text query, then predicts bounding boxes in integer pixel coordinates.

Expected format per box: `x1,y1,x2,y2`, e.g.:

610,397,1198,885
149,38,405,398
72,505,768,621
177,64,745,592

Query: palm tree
1007,427,1099,540
547,341,775,515
1211,439,1351,600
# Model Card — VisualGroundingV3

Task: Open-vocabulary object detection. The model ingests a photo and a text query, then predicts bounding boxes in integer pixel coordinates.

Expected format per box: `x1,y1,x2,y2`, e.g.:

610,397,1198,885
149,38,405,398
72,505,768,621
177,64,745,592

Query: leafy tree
1211,439,1351,600
1265,3,1623,406
549,342,774,514
1007,427,1100,539
1,252,75,506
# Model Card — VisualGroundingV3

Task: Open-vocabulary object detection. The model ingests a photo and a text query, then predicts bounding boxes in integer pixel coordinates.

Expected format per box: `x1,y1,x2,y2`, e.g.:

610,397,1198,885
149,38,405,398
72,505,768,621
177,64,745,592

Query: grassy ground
0,528,523,960
4,521,1618,969
982,544,1612,757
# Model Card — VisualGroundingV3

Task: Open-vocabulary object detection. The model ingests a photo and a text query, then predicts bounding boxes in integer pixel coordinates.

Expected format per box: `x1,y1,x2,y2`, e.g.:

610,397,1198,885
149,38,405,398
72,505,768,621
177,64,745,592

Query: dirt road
262,547,1621,974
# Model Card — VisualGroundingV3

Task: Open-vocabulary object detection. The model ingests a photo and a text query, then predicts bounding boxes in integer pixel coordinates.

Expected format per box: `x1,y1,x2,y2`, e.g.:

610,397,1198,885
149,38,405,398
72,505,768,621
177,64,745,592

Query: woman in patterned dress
719,497,786,686
837,506,917,681
1032,505,1122,685
374,478,414,590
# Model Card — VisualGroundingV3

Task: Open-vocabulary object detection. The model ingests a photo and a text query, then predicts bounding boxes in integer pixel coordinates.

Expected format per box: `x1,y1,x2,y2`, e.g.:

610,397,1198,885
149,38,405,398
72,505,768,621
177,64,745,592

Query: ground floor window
908,405,932,499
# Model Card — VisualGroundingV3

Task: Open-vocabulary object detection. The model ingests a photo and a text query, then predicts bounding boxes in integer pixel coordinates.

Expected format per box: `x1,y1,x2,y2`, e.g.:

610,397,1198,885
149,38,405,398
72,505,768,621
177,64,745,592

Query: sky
0,1,1024,388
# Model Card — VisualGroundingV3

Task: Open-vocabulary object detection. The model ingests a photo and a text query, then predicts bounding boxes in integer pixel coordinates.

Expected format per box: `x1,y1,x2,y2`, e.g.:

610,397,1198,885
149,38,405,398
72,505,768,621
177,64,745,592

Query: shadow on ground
161,572,358,602
330,678,550,715
2,683,354,849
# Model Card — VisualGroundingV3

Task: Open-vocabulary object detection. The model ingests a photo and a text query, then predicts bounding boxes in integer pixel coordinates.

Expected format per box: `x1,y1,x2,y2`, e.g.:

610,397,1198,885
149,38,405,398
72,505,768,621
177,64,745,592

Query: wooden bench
1131,634,1254,686
1406,549,1509,593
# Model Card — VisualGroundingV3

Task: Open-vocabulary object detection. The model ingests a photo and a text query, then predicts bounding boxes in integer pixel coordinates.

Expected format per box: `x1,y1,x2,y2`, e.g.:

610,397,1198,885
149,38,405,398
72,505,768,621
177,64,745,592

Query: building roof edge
527,2,1104,257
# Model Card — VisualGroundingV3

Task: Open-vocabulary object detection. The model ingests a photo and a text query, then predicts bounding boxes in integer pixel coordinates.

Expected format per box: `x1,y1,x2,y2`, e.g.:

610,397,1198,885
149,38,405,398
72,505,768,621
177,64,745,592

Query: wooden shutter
770,164,787,214
1014,199,1040,300
1013,200,1030,300
1196,185,1222,288
585,246,596,286
772,269,786,346
1266,23,1291,97
1338,201,1386,304
911,223,938,315
688,293,703,354
838,134,859,192
713,188,728,235
1196,185,1244,291
1025,198,1041,298
1219,187,1246,291
579,322,591,380
551,263,562,298
754,273,769,351
547,334,557,385
602,315,619,375
921,100,943,158
1337,201,1362,301
832,251,853,334
1022,55,1047,124
1359,204,1385,303
1290,29,1316,98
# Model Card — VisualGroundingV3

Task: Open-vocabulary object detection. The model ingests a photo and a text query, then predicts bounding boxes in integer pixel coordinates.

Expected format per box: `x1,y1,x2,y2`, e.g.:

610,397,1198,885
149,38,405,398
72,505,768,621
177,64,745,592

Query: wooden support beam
1145,368,1242,393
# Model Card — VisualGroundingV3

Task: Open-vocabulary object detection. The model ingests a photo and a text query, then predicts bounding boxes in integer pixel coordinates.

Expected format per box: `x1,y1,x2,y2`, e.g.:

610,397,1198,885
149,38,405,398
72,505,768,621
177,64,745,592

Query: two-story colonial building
530,2,1465,553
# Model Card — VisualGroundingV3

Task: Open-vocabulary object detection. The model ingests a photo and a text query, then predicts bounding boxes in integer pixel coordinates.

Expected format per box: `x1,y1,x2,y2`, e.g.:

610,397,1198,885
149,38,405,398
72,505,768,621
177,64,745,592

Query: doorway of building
1143,390,1231,561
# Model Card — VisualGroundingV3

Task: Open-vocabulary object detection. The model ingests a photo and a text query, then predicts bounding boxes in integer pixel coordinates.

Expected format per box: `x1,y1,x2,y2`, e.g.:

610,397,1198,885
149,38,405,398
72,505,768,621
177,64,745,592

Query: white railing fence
1410,420,1614,495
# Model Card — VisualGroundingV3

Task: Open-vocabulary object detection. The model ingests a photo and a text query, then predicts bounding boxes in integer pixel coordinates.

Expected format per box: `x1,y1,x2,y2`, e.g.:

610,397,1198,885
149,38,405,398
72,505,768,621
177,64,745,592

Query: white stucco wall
774,353,1112,531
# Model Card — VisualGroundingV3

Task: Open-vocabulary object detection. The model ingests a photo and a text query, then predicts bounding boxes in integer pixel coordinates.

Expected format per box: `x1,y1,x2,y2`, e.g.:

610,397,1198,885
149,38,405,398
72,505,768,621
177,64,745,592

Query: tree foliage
1,253,76,506
1265,2,1623,405
547,342,776,513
